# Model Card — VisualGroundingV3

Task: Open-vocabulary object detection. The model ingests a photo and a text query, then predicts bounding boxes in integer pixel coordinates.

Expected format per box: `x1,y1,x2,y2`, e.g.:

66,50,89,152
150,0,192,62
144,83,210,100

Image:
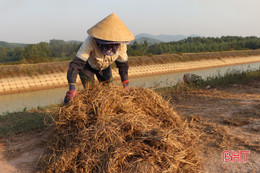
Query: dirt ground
0,81,259,173
169,80,260,173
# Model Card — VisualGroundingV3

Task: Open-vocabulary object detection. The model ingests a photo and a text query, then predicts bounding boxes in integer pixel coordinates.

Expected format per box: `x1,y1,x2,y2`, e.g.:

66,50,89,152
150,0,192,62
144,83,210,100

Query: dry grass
128,50,260,66
0,61,69,78
38,84,201,173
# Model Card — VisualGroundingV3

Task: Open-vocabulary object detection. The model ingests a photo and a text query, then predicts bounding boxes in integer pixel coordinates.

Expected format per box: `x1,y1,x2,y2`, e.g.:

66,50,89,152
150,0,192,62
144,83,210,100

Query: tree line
0,40,81,63
127,36,260,56
1,36,260,64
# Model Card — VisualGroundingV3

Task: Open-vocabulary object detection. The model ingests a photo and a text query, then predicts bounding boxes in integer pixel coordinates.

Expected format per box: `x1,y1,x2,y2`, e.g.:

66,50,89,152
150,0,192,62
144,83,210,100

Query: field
161,81,260,172
0,70,259,172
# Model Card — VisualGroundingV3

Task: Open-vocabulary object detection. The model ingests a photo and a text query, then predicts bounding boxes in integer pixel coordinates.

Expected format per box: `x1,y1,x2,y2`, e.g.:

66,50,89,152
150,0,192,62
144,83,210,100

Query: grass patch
203,69,260,87
0,106,55,137
156,69,260,95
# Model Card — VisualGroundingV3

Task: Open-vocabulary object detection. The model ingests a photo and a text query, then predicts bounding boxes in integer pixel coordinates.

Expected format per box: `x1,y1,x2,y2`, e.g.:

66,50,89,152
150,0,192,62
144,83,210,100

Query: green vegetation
128,36,260,56
1,36,260,64
202,69,260,87
0,106,55,137
0,39,81,64
156,68,260,94
0,41,26,48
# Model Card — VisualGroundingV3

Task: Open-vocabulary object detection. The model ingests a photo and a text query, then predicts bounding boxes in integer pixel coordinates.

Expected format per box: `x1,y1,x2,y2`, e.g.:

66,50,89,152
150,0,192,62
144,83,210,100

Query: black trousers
79,62,112,87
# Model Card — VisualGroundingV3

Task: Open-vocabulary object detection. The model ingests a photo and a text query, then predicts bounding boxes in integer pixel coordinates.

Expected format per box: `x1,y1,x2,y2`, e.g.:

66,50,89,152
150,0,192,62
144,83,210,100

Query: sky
0,0,259,43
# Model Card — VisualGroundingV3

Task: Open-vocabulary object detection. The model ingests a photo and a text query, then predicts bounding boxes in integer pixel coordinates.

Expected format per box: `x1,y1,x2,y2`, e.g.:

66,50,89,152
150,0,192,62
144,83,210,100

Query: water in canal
0,62,259,114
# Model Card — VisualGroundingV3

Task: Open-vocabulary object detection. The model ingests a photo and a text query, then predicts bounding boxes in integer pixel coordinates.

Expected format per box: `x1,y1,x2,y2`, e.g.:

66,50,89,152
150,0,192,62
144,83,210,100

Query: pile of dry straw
39,84,201,172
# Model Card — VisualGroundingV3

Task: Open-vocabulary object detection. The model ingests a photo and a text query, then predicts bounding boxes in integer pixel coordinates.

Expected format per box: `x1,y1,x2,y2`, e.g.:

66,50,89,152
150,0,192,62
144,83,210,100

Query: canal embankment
0,55,260,95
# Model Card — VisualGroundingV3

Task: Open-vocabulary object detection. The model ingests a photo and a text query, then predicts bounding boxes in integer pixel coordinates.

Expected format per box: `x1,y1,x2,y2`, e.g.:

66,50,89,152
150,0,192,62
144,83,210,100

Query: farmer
64,13,135,103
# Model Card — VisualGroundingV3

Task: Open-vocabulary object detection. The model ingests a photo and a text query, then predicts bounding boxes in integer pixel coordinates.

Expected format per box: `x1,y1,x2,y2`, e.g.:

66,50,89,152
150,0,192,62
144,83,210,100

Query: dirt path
0,130,46,173
169,81,260,172
0,81,259,172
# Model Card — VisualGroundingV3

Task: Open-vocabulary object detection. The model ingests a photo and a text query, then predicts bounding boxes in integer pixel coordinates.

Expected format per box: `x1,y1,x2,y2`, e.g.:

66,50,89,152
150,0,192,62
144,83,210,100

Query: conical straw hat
87,13,135,42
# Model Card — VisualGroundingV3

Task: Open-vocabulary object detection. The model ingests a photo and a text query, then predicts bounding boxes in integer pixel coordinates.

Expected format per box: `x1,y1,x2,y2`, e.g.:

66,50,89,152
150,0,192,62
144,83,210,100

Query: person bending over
64,13,135,103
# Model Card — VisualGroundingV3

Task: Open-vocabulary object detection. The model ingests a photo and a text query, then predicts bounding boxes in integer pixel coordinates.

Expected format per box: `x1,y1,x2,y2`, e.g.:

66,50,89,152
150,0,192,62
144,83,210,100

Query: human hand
64,89,77,104
124,85,130,92
123,80,130,92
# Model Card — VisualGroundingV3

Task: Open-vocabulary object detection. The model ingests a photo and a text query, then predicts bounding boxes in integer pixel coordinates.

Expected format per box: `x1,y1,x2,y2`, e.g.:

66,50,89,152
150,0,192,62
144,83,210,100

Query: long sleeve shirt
67,36,129,85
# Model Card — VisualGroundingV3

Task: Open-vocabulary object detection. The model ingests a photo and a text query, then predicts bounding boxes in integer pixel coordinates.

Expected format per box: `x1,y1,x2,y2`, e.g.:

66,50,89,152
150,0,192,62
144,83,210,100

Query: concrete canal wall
0,56,260,95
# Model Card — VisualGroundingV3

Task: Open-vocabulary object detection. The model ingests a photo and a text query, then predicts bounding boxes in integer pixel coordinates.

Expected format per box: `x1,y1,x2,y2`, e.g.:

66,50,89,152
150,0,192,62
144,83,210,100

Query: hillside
135,33,200,42
130,37,163,45
0,41,27,48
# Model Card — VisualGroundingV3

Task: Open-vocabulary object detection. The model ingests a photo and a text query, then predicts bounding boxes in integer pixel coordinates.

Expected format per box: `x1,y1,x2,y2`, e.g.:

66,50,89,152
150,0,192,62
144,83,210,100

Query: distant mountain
0,34,201,48
0,40,83,48
135,33,200,42
130,37,163,45
0,41,27,48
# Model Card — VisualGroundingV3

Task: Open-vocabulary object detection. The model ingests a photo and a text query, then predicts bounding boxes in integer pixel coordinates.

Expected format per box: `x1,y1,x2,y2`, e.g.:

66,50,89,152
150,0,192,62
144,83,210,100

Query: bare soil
0,81,259,173
169,81,260,173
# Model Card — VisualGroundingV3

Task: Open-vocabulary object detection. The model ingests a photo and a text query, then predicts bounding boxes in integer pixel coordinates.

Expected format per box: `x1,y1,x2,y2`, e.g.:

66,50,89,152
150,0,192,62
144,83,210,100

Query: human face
97,43,120,56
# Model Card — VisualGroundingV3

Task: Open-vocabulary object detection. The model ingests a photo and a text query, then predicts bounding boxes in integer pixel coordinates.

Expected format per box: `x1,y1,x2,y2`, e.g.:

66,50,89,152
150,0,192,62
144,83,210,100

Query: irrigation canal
0,62,260,115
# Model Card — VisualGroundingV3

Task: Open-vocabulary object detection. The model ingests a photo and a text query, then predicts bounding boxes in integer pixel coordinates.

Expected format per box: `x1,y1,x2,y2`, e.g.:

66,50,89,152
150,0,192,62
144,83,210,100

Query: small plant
177,52,183,56
147,53,153,57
